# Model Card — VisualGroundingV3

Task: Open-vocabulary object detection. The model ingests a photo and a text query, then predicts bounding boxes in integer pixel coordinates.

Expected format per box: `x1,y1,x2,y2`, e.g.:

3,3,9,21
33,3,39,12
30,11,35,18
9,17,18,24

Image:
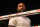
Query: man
8,2,31,27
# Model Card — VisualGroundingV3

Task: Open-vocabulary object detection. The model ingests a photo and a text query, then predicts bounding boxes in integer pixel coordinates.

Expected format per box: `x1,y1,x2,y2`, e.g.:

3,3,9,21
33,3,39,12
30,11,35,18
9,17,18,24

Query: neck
17,10,26,13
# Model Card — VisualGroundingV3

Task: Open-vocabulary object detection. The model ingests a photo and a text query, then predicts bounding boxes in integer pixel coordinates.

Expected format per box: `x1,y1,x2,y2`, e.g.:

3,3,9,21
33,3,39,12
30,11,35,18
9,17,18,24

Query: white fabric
8,16,31,27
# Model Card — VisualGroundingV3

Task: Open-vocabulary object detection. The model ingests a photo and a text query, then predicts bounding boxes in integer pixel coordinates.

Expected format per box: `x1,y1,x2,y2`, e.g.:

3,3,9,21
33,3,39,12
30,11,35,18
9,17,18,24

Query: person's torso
15,16,30,27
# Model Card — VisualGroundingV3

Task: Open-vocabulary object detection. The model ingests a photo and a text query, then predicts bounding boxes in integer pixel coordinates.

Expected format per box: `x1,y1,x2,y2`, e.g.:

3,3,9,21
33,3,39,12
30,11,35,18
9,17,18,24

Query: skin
17,3,26,12
8,25,15,27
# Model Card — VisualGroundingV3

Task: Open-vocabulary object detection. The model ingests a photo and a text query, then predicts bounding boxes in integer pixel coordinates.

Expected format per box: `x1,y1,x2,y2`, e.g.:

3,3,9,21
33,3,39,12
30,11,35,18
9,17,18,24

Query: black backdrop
0,0,40,26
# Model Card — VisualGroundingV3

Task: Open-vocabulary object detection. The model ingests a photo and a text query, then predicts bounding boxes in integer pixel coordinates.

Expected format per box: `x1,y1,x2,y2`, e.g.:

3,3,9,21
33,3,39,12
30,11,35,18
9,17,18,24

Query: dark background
0,0,40,27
